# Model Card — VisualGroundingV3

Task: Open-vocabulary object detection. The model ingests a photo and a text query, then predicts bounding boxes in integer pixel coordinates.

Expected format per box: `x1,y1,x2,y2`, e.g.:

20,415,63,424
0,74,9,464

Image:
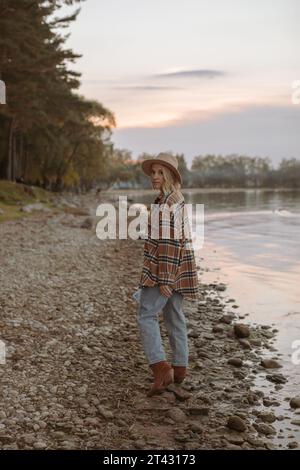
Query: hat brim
141,159,182,185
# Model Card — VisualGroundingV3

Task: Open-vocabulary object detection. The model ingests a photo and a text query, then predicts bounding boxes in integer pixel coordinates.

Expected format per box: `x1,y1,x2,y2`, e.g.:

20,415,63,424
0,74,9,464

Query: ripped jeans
137,286,189,366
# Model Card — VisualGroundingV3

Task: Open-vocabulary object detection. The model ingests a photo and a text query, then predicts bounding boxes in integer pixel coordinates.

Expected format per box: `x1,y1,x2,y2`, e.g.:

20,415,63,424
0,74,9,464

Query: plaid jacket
139,190,199,301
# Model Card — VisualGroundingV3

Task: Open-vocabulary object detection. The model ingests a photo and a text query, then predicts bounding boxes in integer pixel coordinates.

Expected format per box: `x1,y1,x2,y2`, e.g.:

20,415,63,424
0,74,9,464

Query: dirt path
0,193,292,450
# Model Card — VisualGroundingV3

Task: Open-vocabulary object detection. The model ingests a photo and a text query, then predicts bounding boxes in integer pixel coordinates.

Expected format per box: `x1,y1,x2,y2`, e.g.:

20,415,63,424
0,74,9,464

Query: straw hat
141,153,182,185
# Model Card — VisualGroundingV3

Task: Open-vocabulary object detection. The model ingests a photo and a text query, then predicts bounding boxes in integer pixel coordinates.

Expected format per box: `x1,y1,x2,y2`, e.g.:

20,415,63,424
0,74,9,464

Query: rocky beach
0,190,299,450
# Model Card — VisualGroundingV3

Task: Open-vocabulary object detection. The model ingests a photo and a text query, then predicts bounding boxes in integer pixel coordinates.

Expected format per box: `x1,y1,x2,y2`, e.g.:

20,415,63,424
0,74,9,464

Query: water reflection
127,189,300,444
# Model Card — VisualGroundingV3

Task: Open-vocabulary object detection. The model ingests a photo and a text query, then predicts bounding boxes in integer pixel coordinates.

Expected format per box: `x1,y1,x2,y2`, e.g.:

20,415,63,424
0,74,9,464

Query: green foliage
0,0,115,190
191,154,276,188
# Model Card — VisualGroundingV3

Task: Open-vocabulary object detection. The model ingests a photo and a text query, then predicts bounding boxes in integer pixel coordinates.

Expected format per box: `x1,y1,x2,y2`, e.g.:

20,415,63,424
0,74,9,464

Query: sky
60,0,300,168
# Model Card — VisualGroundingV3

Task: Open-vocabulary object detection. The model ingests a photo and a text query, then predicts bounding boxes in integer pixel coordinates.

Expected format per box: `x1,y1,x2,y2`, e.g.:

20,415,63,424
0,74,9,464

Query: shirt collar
155,190,171,204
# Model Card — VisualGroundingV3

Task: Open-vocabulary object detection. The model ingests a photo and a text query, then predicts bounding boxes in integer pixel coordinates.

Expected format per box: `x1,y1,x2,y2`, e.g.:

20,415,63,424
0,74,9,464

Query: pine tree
0,0,115,188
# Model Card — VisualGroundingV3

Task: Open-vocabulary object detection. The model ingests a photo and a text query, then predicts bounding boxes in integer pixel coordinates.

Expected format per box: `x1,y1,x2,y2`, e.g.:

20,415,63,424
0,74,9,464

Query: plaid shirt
139,190,199,301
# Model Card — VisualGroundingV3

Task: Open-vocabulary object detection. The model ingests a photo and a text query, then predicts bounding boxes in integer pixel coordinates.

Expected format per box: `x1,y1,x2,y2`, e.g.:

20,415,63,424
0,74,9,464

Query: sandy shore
0,191,298,450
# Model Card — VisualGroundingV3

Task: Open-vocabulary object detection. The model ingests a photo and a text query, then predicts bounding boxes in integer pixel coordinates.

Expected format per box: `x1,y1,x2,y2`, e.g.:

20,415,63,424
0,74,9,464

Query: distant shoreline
102,187,300,196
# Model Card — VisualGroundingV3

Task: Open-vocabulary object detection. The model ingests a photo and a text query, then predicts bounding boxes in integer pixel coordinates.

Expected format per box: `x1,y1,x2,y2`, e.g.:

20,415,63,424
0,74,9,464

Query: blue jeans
137,286,189,366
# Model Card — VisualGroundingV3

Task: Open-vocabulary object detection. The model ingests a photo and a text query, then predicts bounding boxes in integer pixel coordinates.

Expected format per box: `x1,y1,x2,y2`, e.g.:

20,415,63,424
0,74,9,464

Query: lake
123,188,300,447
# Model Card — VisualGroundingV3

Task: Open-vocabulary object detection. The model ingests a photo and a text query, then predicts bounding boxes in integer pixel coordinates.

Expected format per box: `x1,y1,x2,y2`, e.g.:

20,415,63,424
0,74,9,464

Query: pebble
188,407,210,416
266,374,287,384
288,441,298,449
166,408,187,423
261,359,281,369
227,416,247,432
228,358,243,367
257,411,276,423
234,324,250,338
238,339,251,350
254,423,276,436
290,397,300,409
97,406,114,419
33,440,47,450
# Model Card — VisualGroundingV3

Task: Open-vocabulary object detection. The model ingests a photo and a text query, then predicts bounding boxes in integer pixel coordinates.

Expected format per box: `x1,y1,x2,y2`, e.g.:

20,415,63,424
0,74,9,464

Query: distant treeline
110,152,300,190
0,2,299,192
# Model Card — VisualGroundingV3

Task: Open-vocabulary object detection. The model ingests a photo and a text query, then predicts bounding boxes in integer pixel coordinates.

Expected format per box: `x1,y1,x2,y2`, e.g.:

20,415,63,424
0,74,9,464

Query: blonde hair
158,165,181,195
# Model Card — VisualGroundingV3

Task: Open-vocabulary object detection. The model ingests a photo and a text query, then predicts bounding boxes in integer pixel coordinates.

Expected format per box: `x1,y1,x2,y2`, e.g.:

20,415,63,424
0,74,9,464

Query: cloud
112,103,300,167
152,69,226,79
111,85,184,91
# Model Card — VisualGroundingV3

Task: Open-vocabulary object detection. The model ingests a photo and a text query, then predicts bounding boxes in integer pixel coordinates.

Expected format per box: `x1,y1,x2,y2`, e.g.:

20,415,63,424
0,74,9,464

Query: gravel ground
0,192,298,450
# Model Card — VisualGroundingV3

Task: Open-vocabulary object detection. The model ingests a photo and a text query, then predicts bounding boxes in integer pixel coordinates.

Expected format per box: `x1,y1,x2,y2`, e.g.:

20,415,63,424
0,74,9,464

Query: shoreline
101,187,300,197
0,192,298,450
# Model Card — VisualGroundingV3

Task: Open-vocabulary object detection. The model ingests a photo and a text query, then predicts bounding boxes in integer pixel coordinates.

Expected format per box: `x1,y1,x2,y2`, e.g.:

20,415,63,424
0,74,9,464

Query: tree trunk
12,128,17,181
19,133,24,179
7,117,14,180
6,117,15,181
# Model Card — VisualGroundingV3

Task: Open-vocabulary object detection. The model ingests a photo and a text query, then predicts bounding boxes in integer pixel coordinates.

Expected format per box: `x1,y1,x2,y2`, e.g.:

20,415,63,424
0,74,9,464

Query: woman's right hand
159,285,173,298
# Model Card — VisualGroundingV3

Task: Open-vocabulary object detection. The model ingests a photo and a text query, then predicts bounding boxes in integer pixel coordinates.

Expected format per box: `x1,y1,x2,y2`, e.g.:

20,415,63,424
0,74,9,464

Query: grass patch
0,179,52,205
0,180,62,223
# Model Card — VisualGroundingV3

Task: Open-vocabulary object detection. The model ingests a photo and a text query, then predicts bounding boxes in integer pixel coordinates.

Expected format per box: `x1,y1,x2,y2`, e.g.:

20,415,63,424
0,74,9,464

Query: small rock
291,420,300,426
20,434,35,445
261,359,281,369
261,329,274,339
225,435,245,445
263,398,280,407
188,329,199,338
167,384,192,401
254,423,276,436
166,408,187,423
52,431,65,440
189,423,203,433
247,436,266,447
257,411,276,423
81,217,93,229
239,339,251,350
77,386,88,396
215,283,227,291
85,417,99,426
227,416,247,432
33,440,47,450
212,325,224,334
174,433,191,443
265,442,276,450
188,407,210,416
134,439,147,449
288,441,298,449
20,203,51,213
219,314,234,324
228,358,243,367
98,405,114,419
250,339,262,347
0,434,14,445
266,373,287,384
290,397,300,409
234,324,250,338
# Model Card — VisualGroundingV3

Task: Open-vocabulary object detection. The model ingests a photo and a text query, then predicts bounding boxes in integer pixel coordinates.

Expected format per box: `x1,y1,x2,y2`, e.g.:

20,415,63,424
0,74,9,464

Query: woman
137,153,199,397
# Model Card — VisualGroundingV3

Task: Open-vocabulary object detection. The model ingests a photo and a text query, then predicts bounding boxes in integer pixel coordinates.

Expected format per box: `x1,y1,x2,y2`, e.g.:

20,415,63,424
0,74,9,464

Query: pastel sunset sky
61,0,300,167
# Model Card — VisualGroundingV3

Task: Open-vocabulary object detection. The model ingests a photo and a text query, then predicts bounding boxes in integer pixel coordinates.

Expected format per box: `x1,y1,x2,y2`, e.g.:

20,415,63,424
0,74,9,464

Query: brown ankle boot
147,361,174,397
173,365,187,384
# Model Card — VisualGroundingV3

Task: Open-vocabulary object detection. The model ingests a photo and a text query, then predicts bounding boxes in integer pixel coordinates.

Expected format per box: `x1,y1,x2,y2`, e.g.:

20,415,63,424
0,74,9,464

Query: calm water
128,188,300,447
